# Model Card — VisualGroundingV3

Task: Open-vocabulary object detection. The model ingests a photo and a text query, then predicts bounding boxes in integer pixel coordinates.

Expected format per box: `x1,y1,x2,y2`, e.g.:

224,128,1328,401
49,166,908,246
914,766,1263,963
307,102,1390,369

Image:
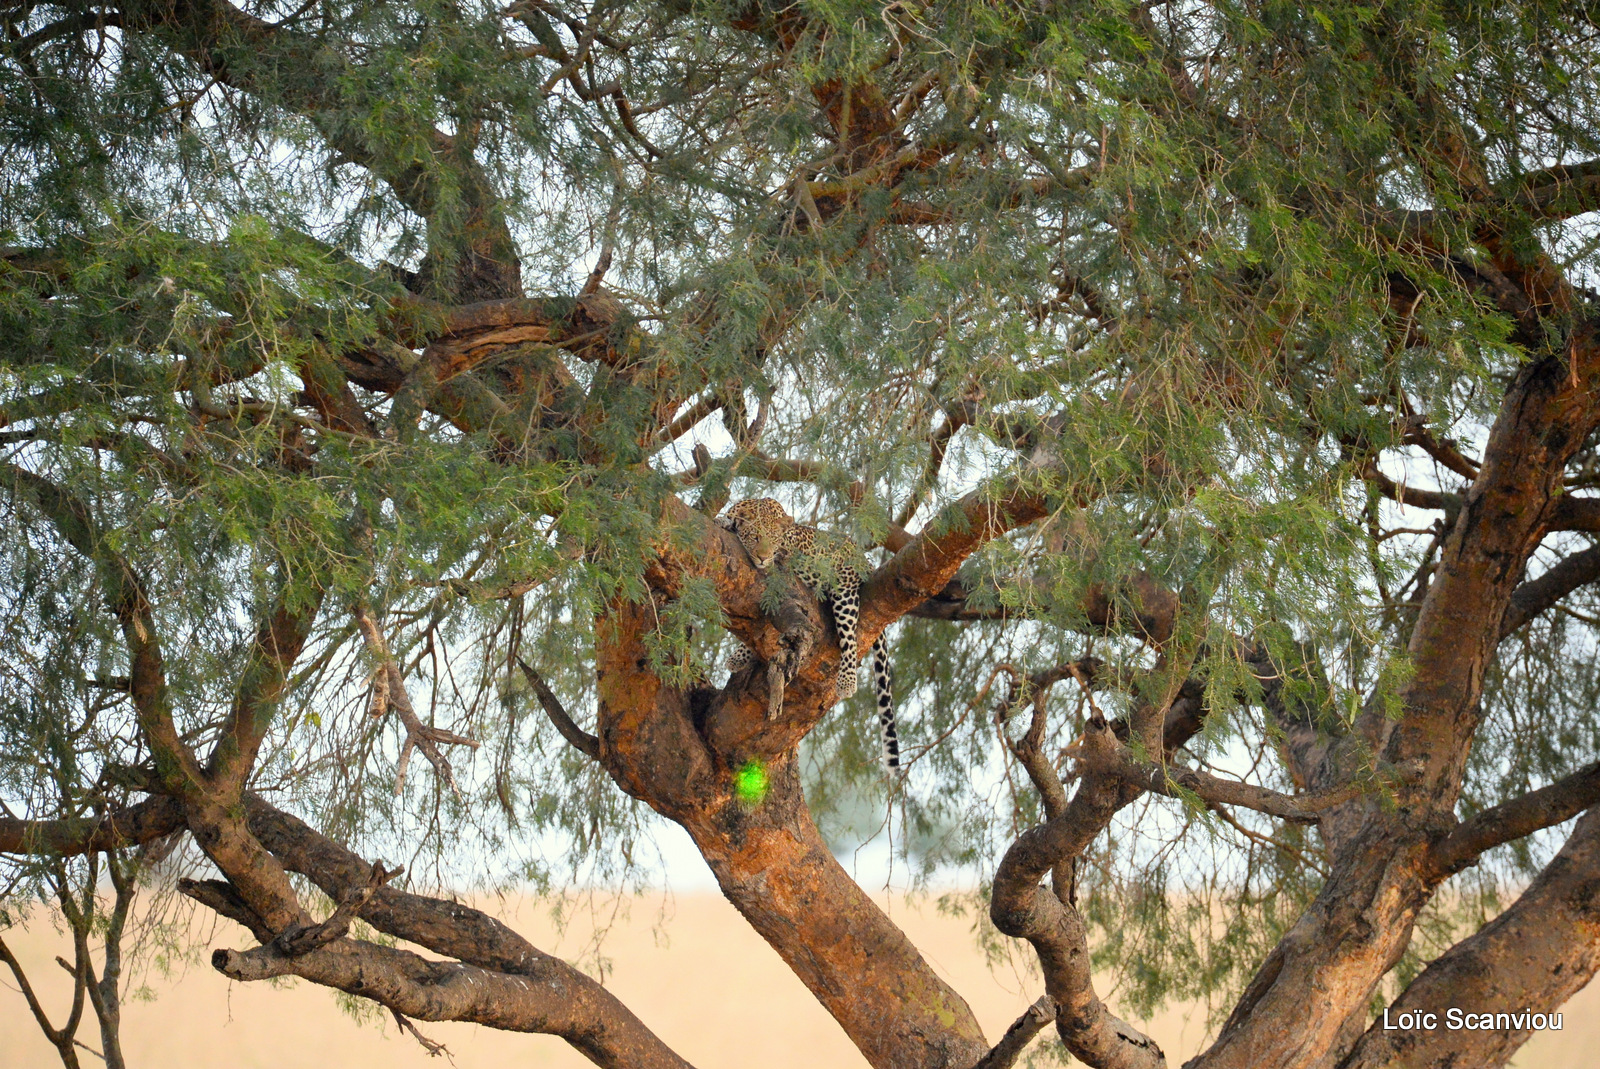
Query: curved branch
232,793,698,1069
1500,542,1600,638
517,657,601,759
1427,760,1600,878
989,718,1166,1069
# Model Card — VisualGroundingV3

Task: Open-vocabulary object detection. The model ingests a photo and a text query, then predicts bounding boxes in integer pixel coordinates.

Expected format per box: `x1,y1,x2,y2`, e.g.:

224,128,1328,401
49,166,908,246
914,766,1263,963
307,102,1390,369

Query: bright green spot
733,760,770,806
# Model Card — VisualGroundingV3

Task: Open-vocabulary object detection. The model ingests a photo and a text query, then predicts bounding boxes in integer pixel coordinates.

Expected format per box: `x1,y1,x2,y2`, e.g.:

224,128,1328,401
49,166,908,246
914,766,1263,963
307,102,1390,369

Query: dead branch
391,1008,452,1059
974,996,1057,1069
273,861,401,957
355,605,480,795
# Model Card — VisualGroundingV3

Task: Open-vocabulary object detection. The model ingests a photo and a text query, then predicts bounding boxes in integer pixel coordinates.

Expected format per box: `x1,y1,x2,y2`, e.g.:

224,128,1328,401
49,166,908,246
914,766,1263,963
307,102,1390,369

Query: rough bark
0,796,183,856
1337,808,1600,1069
193,794,699,1069
1193,330,1600,1069
680,762,991,1069
590,581,990,1069
210,936,695,1069
990,738,1167,1069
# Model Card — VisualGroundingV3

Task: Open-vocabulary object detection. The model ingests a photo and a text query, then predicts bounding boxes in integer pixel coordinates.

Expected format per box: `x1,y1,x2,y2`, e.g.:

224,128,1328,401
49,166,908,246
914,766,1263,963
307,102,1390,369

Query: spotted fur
717,498,900,768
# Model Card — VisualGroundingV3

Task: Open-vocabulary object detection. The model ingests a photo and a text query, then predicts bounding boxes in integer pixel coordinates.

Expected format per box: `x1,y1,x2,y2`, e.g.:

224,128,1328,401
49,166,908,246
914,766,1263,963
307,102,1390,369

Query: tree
4,0,1600,1066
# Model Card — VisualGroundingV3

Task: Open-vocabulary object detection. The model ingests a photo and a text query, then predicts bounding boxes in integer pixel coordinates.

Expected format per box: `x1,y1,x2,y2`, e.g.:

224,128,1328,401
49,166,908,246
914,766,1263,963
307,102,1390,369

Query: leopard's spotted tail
870,635,900,770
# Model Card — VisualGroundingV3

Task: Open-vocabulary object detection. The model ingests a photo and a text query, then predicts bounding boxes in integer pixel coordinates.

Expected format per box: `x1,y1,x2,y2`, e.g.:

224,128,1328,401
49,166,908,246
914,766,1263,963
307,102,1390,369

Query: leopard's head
716,498,792,569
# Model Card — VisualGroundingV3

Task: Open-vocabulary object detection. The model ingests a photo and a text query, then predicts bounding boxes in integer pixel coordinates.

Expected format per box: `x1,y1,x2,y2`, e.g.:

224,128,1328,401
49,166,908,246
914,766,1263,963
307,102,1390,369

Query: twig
273,861,400,957
392,1007,453,1060
975,995,1056,1069
355,605,480,797
1209,800,1329,877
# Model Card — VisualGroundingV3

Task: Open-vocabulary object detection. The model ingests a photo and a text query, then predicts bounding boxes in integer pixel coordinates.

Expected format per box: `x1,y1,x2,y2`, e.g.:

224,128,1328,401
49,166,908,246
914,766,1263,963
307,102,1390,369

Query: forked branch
181,794,699,1069
355,605,480,794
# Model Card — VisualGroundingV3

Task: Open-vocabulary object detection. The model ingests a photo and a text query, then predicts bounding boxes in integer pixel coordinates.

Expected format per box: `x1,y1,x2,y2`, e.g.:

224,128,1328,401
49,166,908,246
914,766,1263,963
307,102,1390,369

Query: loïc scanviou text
1381,1008,1563,1032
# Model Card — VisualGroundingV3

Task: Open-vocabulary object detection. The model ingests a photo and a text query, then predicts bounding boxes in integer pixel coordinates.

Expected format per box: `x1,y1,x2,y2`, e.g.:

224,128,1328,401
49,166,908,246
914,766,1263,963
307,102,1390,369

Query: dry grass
1,892,1591,1067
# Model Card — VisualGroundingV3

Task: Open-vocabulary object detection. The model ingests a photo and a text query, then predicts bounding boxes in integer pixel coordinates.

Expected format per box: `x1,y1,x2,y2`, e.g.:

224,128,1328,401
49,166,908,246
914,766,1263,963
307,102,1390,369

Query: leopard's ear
715,514,737,531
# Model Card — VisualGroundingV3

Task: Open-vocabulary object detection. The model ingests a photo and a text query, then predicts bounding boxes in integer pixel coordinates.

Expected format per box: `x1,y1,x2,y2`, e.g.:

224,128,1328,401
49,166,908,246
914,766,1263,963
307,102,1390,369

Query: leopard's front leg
827,582,863,700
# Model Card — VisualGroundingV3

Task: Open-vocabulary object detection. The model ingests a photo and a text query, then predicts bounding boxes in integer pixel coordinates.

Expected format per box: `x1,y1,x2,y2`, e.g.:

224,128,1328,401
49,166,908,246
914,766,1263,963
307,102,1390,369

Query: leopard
716,497,901,769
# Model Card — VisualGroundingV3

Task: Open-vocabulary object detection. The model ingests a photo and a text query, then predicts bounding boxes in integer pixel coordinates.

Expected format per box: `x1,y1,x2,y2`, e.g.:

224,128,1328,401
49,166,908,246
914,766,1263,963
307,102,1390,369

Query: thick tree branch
229,794,697,1069
178,878,274,942
1200,309,1600,1069
674,762,990,1069
860,481,1050,641
986,679,1211,1069
208,934,696,1069
1500,543,1600,638
989,718,1166,1069
1339,807,1600,1069
0,796,184,857
1427,761,1600,877
1547,493,1600,532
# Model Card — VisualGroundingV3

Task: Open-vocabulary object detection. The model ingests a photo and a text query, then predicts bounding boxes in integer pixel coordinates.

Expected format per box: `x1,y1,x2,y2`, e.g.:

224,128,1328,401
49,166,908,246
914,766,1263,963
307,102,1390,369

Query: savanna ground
1,891,1593,1068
